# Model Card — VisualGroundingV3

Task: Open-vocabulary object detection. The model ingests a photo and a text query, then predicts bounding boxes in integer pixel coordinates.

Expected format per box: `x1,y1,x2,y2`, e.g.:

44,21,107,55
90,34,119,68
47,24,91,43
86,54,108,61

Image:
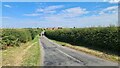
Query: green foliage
22,35,40,66
45,26,119,53
0,28,42,49
27,28,42,39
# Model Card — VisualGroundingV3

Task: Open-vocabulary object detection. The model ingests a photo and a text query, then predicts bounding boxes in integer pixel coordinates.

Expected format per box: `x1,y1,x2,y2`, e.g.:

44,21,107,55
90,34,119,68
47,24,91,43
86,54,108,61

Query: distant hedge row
0,28,42,49
45,27,119,53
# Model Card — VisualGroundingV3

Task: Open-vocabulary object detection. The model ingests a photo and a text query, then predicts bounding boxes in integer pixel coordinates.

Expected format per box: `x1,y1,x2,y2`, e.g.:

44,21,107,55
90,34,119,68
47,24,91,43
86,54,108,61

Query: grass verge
2,42,30,66
21,35,41,66
1,35,41,66
51,39,119,62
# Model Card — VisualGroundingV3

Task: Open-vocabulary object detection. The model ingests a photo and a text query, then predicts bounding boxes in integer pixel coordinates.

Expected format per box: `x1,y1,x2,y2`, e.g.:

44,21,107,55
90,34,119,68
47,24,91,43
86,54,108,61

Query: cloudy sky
2,2,118,28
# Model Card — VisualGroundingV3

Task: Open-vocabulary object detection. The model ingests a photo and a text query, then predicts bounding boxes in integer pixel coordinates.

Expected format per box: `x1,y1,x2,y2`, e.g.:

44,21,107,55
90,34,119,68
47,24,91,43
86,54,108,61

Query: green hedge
45,27,119,53
0,28,42,49
27,28,42,39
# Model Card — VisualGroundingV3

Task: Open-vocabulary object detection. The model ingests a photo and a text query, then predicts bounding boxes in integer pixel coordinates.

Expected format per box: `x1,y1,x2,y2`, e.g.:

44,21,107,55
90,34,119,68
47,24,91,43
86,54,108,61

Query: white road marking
56,48,84,65
40,35,118,66
42,35,84,65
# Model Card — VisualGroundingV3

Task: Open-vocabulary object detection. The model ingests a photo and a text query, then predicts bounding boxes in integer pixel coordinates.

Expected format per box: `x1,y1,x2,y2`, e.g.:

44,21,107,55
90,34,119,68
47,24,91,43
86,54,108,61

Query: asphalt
40,35,118,66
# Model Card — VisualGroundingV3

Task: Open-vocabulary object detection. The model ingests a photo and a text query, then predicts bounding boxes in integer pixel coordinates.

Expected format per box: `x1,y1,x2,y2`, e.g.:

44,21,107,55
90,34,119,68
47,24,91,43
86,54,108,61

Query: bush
45,26,119,53
0,28,42,49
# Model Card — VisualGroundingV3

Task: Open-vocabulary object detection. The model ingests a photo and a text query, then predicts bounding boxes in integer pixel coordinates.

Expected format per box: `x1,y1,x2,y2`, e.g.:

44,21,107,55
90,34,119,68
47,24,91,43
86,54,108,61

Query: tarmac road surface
40,35,118,66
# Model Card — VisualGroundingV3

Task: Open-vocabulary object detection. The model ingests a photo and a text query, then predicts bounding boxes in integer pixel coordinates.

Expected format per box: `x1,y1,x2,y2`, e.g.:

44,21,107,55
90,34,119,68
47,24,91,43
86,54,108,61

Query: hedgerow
45,26,119,54
0,28,42,49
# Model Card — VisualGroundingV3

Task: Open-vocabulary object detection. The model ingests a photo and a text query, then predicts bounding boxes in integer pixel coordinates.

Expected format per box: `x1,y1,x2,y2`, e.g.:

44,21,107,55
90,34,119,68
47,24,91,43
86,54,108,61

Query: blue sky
2,2,118,28
1,0,120,2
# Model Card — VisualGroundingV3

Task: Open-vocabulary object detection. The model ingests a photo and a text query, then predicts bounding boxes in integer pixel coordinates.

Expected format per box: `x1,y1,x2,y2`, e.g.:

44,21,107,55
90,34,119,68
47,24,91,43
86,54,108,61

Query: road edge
39,37,45,66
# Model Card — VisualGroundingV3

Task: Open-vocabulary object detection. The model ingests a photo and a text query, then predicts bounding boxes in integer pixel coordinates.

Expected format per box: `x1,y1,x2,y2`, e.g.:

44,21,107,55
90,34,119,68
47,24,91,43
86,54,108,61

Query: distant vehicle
42,33,44,36
41,31,45,36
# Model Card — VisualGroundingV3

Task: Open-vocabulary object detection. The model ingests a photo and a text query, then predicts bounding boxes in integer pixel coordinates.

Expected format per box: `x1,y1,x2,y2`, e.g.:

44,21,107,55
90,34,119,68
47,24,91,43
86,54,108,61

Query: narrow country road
40,35,118,66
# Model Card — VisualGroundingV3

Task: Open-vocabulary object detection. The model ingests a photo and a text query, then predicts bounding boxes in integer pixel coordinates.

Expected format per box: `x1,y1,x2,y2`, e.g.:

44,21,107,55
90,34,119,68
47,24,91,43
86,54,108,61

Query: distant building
58,27,62,29
46,27,63,30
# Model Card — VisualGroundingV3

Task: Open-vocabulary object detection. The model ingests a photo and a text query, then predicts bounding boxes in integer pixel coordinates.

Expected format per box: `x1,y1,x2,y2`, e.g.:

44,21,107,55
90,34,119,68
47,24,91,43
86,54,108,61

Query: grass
1,35,41,66
0,49,2,67
2,42,30,66
51,39,119,62
21,35,41,66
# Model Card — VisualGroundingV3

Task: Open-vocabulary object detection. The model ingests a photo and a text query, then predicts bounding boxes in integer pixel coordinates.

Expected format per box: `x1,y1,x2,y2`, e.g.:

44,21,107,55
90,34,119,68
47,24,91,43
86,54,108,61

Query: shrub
45,26,119,53
0,28,42,49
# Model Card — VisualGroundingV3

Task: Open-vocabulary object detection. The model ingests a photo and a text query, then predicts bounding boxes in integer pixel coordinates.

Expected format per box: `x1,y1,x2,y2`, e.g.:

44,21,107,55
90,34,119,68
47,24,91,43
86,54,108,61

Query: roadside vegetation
52,39,119,62
0,28,42,66
21,35,41,66
2,35,41,66
0,28,42,50
45,26,119,62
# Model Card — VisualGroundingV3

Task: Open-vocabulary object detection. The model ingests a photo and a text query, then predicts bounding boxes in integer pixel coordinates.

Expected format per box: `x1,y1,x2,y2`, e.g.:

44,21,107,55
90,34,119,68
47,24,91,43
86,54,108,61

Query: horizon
1,2,118,28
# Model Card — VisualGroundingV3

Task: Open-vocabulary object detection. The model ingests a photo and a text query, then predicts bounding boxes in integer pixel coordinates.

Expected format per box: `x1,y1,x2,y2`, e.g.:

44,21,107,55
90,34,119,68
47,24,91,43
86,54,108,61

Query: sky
1,2,119,28
1,0,120,2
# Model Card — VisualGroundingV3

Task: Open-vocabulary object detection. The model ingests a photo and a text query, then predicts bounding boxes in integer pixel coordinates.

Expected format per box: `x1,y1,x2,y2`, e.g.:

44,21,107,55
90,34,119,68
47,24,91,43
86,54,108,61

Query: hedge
45,26,119,54
0,28,42,49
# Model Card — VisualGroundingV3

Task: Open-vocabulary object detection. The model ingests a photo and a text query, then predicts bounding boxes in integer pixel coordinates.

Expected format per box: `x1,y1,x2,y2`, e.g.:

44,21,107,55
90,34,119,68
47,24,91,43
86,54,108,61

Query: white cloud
99,6,118,15
36,5,64,13
4,5,12,8
30,6,117,27
24,13,41,16
3,13,118,28
103,6,118,11
41,13,118,27
104,0,120,3
59,7,88,17
20,5,118,27
109,0,120,3
23,5,64,17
